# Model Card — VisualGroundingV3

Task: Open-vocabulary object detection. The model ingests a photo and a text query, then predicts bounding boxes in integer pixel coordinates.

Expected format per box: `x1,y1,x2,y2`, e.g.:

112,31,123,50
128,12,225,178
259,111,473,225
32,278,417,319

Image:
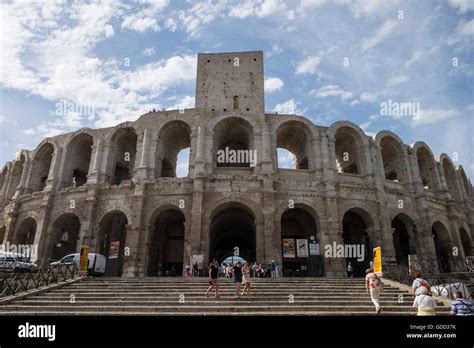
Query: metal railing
0,261,79,298
382,257,473,301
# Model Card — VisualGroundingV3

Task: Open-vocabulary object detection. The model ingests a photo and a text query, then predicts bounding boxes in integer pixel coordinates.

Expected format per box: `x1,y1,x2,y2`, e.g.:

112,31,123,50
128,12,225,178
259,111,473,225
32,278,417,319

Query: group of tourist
205,259,251,298
219,261,279,278
365,269,473,315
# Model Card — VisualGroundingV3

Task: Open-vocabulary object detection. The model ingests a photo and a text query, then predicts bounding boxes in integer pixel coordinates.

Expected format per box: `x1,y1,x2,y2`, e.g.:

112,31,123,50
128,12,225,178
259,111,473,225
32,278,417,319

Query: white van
0,251,38,273
50,253,106,276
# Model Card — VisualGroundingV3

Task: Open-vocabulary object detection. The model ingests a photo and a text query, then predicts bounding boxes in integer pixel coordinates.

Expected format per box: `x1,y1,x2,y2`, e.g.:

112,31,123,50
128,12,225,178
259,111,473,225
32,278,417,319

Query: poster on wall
296,239,309,258
192,255,204,269
309,243,320,256
282,239,296,258
373,246,382,275
79,246,89,276
109,241,120,259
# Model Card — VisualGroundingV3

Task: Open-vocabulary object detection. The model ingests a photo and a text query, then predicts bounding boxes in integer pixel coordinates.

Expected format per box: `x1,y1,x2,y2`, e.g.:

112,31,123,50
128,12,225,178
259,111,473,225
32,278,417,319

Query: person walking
241,262,251,296
205,259,220,298
347,262,353,277
449,291,474,316
271,260,276,278
193,262,199,277
413,286,436,316
365,269,383,314
233,261,243,297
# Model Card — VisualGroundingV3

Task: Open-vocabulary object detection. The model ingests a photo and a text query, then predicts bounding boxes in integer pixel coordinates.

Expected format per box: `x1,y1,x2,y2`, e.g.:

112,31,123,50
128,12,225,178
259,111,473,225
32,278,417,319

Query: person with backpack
413,285,436,316
411,271,431,296
449,291,474,316
365,268,383,314
205,259,220,298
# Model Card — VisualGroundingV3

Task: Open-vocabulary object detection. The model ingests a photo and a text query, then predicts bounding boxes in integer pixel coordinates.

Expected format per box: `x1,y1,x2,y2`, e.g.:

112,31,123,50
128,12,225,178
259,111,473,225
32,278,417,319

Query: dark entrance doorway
98,211,128,277
281,208,323,277
50,213,80,262
147,209,185,276
209,207,256,265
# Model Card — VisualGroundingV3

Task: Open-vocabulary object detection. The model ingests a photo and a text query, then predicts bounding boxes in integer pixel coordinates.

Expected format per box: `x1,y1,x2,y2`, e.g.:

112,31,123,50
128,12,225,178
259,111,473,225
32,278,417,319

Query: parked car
50,253,106,276
0,251,38,273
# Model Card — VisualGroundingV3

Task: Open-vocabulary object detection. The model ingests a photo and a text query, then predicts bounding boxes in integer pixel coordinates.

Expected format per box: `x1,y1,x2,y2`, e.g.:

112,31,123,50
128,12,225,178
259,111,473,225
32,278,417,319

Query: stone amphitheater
0,51,472,279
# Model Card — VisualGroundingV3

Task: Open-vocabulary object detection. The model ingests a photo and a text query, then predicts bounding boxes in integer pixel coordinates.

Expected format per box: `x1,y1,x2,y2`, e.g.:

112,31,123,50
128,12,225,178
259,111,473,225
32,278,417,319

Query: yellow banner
373,246,382,274
79,246,89,276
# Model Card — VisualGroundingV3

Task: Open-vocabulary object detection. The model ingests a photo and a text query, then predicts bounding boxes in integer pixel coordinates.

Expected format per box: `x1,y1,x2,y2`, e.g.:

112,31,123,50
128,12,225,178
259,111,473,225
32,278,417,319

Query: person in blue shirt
450,291,473,316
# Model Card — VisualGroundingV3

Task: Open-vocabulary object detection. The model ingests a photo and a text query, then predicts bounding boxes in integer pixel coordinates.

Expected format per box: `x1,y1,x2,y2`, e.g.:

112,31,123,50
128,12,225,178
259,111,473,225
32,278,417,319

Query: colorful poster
282,239,295,258
79,246,89,276
373,246,382,274
296,239,309,258
109,241,120,259
192,255,204,269
309,243,320,256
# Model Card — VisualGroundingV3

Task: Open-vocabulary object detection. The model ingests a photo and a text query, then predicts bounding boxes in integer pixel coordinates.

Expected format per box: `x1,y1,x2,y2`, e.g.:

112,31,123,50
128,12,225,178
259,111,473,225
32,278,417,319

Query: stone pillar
260,123,273,174
15,158,31,198
34,194,54,264
321,197,346,277
256,220,265,263
135,128,151,180
44,148,61,192
122,224,140,277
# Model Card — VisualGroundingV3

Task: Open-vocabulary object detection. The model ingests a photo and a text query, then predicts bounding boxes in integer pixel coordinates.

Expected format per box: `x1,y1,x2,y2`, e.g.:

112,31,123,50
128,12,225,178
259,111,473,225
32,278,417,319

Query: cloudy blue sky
0,0,473,177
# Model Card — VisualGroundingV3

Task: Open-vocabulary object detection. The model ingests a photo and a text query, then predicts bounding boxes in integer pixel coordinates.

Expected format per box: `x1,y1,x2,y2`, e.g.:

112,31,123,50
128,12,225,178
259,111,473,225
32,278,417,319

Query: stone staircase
0,277,451,315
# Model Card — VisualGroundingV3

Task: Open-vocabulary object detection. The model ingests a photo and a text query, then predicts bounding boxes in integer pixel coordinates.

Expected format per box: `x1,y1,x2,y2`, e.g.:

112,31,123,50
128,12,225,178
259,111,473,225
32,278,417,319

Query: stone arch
29,141,55,193
328,121,369,175
106,126,138,185
0,165,8,195
13,217,37,245
146,206,186,276
432,221,454,272
413,142,439,191
155,120,191,178
97,210,129,277
459,227,472,257
61,132,94,188
376,131,409,183
275,120,313,170
391,213,417,264
340,206,376,276
279,203,324,277
48,213,81,261
458,166,472,199
4,161,23,202
440,154,462,201
213,116,255,168
205,195,263,223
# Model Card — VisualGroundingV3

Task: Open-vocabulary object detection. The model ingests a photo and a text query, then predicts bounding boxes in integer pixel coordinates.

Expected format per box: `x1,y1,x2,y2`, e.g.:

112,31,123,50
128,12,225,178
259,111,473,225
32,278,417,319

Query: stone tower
195,51,264,114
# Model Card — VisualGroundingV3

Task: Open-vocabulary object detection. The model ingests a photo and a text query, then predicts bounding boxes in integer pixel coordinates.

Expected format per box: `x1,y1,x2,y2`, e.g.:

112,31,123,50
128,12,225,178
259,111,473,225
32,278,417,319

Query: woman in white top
241,262,251,295
413,286,436,316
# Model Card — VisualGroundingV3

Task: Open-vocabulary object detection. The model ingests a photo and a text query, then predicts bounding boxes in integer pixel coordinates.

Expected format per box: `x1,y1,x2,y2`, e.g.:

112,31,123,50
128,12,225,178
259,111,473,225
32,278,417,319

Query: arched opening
156,121,191,178
0,226,6,244
276,121,310,170
214,117,253,167
5,161,23,202
442,158,461,201
281,207,323,277
459,167,472,199
13,217,37,245
0,167,7,194
459,228,472,257
109,128,137,185
147,209,185,276
335,127,363,175
342,209,374,276
49,214,80,262
391,214,416,264
416,147,437,190
98,211,128,277
233,96,239,109
62,133,93,188
29,143,54,192
209,206,256,264
380,136,407,182
432,221,453,273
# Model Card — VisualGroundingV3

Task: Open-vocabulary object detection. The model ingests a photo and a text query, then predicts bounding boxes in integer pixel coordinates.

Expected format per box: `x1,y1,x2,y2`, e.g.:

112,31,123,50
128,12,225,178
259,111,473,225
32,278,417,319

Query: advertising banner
109,241,120,259
309,243,320,256
373,246,382,274
192,255,204,269
296,239,309,258
79,246,89,276
282,239,296,258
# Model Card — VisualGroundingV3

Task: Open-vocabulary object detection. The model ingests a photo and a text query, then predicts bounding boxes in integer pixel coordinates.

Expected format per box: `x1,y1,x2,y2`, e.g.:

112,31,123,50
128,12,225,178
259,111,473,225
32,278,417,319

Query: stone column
44,148,62,192
87,139,103,184
256,220,265,263
135,128,151,180
15,158,31,198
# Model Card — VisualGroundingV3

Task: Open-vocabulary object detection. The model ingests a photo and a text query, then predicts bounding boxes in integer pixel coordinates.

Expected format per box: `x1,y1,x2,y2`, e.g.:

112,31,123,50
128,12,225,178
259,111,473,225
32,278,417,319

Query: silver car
0,251,38,273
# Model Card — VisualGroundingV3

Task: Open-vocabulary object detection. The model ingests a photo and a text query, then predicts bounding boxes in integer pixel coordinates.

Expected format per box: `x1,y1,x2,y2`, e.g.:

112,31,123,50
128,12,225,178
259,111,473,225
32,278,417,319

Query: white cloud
256,0,286,17
168,95,195,110
142,47,156,56
121,0,168,32
264,77,284,92
351,0,400,19
182,1,227,38
449,0,474,13
229,0,257,19
310,84,355,102
387,75,410,87
361,19,398,52
266,43,283,57
229,0,286,19
412,108,461,126
295,55,321,74
447,19,474,45
273,99,304,114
